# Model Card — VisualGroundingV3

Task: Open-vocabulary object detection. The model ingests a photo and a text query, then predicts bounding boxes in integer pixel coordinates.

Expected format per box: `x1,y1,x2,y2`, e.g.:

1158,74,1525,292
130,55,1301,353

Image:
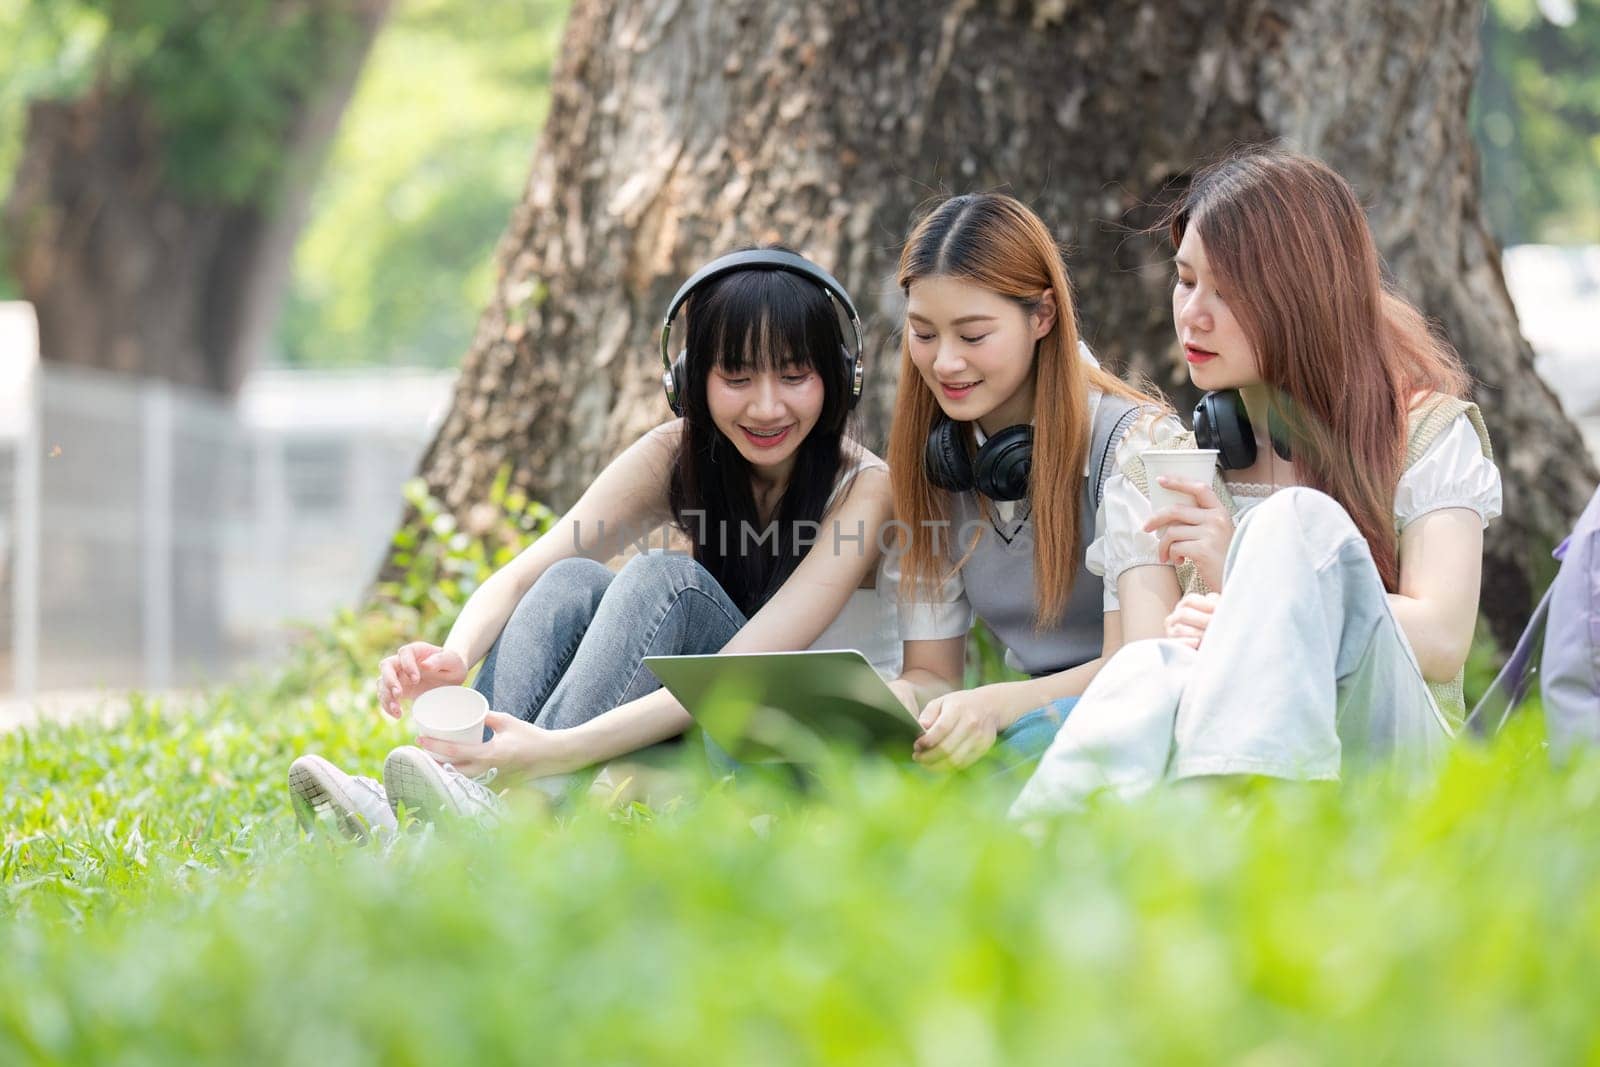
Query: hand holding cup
1140,449,1234,592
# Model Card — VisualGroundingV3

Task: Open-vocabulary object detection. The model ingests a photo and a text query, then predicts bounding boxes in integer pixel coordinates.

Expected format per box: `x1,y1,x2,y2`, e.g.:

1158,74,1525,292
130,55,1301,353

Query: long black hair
666,247,857,617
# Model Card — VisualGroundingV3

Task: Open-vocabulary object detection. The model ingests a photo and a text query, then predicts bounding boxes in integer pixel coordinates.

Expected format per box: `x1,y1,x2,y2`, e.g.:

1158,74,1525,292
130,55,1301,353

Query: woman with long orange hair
1012,150,1503,816
880,193,1178,773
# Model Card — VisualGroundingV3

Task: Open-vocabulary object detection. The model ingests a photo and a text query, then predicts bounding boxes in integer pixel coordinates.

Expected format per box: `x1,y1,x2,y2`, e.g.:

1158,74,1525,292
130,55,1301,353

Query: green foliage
232,468,553,716
0,2,106,169
106,0,377,203
374,468,555,639
1474,0,1600,244
274,0,568,368
967,620,1027,688
4,0,1594,359
1,484,1591,1059
0,0,106,298
0,0,375,205
2,647,1596,1061
0,0,566,325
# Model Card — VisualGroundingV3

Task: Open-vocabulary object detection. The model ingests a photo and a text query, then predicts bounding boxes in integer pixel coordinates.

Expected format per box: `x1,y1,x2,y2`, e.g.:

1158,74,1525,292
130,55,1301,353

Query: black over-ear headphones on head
1192,389,1294,469
659,249,865,418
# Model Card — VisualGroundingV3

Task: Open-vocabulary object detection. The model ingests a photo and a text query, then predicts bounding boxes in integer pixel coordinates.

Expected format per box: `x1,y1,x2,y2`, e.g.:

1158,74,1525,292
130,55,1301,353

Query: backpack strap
1088,394,1143,513
1465,581,1553,737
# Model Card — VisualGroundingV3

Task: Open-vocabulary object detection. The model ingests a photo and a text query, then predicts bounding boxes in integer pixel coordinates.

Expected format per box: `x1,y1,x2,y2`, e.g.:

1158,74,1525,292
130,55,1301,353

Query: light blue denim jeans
1012,487,1452,817
988,698,1079,781
473,554,746,740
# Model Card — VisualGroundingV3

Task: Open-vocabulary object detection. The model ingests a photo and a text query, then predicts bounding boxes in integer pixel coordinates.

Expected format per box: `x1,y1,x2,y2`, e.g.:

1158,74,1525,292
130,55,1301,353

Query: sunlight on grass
3,622,1597,1063
5,487,1592,1062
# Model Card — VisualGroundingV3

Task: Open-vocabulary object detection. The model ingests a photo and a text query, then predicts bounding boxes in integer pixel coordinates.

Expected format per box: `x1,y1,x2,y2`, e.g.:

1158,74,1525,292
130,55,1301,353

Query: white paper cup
411,686,489,746
1142,449,1220,512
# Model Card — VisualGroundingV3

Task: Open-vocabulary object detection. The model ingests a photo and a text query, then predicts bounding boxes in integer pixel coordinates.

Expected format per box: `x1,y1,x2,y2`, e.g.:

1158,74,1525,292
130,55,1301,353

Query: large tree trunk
2,0,390,396
400,0,1596,647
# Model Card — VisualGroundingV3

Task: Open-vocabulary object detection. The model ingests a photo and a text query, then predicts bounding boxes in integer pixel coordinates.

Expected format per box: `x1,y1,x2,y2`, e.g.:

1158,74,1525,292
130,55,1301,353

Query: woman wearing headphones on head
1011,150,1503,817
880,193,1180,775
289,248,898,836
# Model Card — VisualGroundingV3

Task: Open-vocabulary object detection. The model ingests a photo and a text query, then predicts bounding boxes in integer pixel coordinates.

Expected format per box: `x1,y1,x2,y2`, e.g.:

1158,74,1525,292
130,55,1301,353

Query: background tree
397,0,1598,646
275,0,567,370
1,0,390,395
1473,0,1600,244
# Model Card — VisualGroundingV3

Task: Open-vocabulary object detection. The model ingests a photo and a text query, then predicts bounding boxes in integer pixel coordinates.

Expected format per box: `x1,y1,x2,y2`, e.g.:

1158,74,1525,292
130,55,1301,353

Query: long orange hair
887,193,1160,625
1171,150,1470,591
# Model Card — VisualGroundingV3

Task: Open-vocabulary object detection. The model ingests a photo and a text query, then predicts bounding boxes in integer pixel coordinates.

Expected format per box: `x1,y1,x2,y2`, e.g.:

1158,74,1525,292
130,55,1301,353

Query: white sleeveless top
806,449,902,678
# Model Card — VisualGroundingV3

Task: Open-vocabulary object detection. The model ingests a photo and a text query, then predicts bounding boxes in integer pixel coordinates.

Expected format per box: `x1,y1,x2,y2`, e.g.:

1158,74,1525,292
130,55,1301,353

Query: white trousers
1011,488,1451,818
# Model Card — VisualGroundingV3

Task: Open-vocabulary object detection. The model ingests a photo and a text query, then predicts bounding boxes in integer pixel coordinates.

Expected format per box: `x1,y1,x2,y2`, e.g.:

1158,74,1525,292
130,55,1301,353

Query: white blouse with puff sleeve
1086,410,1504,611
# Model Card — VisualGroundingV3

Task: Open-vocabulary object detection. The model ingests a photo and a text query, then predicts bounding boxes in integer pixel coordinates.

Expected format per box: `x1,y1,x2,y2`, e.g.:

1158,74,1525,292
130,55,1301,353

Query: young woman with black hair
288,249,897,835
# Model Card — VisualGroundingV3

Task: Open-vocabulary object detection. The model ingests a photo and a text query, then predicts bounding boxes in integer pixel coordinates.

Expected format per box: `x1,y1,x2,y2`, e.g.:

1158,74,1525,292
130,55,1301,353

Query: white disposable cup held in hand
411,686,489,746
1141,449,1220,513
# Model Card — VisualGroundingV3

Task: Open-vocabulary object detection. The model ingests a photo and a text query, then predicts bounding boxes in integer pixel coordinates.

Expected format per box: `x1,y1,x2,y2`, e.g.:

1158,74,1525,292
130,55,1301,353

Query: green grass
3,619,1599,1064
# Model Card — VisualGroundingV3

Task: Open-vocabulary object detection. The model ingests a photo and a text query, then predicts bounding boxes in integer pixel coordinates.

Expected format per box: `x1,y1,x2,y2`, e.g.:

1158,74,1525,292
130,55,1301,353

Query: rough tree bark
2,0,390,396
398,0,1597,647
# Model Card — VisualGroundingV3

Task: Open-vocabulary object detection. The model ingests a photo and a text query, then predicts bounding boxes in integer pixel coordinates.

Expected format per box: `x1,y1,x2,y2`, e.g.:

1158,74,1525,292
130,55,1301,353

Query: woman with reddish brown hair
878,193,1179,774
1012,150,1503,817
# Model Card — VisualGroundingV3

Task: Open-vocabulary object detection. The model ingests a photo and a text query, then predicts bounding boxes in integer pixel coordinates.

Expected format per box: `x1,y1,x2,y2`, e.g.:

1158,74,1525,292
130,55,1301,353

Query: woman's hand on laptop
378,642,467,718
913,690,1003,771
886,679,923,720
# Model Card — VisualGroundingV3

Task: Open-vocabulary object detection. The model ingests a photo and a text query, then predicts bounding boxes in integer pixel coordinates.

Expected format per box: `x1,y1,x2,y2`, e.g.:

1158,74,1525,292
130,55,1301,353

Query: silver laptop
643,649,922,764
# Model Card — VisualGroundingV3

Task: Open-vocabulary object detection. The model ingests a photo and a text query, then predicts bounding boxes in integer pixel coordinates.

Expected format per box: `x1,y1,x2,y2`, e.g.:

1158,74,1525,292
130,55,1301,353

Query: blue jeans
473,554,746,743
985,698,1079,782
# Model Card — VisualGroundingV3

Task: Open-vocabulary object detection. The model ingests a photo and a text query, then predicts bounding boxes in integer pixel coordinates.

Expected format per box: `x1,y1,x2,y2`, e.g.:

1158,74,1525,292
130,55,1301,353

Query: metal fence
1,310,451,697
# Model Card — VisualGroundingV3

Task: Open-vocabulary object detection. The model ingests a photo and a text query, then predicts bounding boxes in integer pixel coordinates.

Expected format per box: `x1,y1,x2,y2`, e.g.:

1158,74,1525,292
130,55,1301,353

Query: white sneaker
383,745,504,825
288,754,398,842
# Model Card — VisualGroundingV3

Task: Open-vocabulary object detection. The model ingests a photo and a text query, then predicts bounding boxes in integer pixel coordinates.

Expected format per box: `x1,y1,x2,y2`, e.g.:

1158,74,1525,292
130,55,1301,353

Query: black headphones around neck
659,249,865,417
922,339,1105,503
1192,389,1294,469
924,421,1034,502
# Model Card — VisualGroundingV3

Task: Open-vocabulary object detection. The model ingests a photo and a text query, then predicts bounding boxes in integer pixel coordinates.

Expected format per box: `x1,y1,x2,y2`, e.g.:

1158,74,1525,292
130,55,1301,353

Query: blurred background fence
1,303,453,697
1503,244,1600,460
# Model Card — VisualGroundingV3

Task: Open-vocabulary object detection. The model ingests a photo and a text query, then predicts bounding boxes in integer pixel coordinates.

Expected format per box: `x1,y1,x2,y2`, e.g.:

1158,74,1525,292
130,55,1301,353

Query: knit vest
944,395,1143,676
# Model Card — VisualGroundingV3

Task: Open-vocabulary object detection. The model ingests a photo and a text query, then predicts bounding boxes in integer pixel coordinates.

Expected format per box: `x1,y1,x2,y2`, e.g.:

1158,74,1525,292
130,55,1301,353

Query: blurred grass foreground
3,486,1599,1064
4,664,1597,1062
